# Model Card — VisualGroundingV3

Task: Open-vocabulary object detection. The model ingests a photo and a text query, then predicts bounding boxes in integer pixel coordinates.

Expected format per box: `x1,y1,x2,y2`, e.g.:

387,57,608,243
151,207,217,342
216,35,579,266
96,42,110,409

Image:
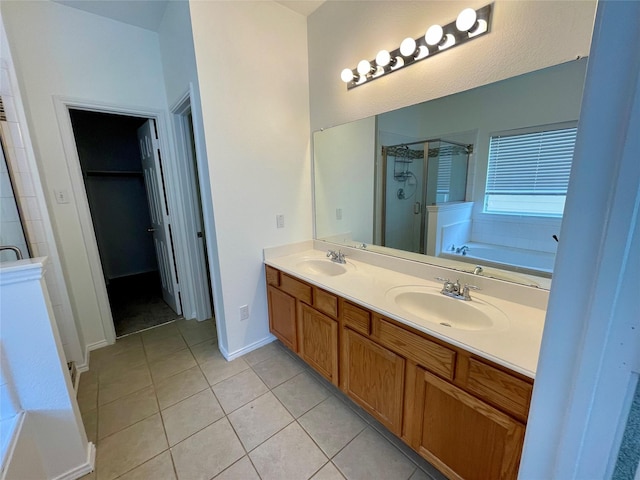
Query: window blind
486,127,577,196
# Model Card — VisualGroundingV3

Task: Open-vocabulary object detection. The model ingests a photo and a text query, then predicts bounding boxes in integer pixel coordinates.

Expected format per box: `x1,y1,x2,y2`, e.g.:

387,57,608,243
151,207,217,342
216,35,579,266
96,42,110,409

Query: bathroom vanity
264,243,547,480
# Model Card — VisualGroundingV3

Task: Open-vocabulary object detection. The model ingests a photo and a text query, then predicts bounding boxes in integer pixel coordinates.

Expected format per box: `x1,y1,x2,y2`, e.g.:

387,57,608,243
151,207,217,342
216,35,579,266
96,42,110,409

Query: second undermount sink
385,286,509,331
295,258,355,277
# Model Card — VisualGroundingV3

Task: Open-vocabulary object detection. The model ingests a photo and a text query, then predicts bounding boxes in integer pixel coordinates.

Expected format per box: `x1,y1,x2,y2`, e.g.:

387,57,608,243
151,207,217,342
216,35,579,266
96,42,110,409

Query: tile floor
78,319,445,480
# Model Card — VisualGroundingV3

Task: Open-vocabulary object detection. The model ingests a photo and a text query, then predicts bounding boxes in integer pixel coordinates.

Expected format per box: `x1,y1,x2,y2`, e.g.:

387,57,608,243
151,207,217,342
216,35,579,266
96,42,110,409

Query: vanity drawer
314,287,338,318
376,318,456,381
280,274,312,304
342,301,371,336
265,265,280,286
463,358,533,421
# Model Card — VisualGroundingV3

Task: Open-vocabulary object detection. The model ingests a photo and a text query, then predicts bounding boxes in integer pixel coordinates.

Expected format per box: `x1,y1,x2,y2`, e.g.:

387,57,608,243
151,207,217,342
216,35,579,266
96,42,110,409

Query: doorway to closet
69,109,180,337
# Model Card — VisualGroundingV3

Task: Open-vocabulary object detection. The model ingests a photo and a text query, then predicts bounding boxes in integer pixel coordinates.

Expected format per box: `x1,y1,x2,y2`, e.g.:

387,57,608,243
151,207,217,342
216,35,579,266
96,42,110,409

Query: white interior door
137,119,180,314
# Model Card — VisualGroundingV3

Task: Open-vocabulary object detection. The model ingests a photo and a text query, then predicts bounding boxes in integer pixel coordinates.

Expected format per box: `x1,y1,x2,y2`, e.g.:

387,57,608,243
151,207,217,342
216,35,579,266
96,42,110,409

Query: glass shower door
0,137,30,263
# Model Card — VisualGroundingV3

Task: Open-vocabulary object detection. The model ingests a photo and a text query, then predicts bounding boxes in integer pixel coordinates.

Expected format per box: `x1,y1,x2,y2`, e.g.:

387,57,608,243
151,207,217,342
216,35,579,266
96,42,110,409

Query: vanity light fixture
340,4,492,90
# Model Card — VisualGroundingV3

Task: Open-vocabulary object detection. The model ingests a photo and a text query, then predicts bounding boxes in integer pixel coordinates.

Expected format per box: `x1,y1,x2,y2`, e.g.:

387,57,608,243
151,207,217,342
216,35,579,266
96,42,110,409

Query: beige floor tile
332,427,416,480
299,396,367,457
118,451,176,480
97,346,147,381
179,320,217,346
78,369,98,393
241,341,283,366
252,348,305,388
144,334,187,362
176,317,213,331
149,348,196,382
155,365,208,410
212,369,269,413
312,462,346,480
141,321,180,343
90,335,142,368
171,418,244,480
228,392,293,451
273,371,331,418
77,384,98,415
214,456,259,480
98,386,158,439
189,339,219,365
98,362,152,406
95,413,168,480
81,408,98,445
199,350,249,386
249,422,327,480
79,471,96,480
162,389,224,446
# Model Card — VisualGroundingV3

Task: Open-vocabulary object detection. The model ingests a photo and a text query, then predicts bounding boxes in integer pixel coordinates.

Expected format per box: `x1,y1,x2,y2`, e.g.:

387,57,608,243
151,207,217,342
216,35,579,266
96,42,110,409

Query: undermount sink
295,258,354,277
385,286,509,331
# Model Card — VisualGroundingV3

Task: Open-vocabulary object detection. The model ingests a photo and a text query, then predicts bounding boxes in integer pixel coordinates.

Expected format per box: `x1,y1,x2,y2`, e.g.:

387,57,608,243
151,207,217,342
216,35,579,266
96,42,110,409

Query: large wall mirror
314,58,588,289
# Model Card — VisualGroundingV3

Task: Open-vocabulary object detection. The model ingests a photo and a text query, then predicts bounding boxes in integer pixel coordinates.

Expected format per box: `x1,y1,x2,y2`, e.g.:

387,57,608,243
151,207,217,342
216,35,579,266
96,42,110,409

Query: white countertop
264,245,546,379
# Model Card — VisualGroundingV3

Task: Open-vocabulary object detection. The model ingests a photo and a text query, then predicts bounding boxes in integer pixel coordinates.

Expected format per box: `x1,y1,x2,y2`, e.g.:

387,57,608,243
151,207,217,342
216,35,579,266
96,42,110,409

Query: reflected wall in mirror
314,58,588,288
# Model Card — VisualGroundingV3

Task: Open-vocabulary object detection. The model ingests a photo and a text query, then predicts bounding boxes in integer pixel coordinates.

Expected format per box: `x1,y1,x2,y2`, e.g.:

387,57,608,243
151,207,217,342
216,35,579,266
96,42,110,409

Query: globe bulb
376,50,392,67
399,37,417,57
425,24,444,46
357,60,372,75
456,8,478,32
341,68,354,83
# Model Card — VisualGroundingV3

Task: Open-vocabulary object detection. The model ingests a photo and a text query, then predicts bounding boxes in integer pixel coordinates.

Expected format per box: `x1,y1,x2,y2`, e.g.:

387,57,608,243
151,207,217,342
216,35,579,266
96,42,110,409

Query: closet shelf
85,170,143,178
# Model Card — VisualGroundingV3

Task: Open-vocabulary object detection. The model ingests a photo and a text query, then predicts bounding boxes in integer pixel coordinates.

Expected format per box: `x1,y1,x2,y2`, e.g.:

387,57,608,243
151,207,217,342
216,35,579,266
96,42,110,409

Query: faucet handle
434,276,449,282
464,284,480,290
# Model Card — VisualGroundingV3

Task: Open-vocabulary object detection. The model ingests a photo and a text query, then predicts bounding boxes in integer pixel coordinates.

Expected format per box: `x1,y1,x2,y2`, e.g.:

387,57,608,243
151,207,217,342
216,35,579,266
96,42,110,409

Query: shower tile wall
0,56,83,363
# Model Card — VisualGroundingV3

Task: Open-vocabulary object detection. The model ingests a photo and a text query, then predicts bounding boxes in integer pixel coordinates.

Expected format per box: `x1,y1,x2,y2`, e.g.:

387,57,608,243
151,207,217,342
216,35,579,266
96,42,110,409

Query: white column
0,257,93,479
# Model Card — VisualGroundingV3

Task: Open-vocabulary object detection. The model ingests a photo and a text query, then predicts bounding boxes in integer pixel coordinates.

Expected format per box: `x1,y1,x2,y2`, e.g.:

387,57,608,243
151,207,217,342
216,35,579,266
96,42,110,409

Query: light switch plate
336,208,342,220
276,214,285,228
54,189,70,204
240,305,249,321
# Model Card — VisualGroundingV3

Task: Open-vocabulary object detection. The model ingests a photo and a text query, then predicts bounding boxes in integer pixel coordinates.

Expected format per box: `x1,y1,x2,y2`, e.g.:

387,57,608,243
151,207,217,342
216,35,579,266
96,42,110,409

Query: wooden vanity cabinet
298,303,339,385
341,327,405,435
408,367,525,480
266,265,339,384
265,265,532,480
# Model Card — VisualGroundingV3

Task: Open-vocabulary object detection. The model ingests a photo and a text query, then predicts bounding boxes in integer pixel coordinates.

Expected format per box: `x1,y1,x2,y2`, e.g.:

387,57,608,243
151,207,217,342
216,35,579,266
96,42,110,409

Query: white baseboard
221,335,277,361
77,340,110,372
52,442,95,480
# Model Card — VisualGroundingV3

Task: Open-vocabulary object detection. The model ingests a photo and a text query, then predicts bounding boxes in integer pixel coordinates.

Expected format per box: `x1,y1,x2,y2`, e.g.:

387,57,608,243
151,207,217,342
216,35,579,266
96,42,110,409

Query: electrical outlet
276,214,285,228
336,208,342,220
240,304,249,321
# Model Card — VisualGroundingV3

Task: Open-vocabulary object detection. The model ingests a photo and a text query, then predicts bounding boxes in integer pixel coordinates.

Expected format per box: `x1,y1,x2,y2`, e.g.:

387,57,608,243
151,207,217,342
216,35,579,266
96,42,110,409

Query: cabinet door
298,304,338,385
342,328,405,435
412,368,525,480
267,285,297,352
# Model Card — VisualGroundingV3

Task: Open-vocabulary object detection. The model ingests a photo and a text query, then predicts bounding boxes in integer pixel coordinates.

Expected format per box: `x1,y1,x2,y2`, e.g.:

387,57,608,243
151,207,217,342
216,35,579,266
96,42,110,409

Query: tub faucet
326,250,346,264
456,245,469,255
473,265,483,275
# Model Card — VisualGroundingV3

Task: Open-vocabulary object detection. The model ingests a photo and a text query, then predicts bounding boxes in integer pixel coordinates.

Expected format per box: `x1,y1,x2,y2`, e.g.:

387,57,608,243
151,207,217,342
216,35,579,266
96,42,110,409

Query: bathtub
440,242,554,277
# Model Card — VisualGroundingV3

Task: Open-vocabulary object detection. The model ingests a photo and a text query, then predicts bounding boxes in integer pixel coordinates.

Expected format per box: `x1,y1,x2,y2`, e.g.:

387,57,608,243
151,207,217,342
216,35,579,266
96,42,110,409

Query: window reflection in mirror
313,58,588,289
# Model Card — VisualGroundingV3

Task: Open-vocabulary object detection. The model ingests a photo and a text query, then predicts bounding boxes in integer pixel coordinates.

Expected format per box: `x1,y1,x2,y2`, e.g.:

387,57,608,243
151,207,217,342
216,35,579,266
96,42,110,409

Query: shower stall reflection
379,139,471,255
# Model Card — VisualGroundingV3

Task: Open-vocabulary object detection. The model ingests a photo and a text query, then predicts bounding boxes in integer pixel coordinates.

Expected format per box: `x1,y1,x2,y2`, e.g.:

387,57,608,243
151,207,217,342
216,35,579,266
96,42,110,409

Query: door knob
147,228,155,233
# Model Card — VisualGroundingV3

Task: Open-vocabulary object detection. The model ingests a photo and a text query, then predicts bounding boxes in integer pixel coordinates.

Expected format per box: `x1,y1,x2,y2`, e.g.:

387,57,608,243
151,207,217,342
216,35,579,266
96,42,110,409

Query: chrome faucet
455,245,469,255
473,265,483,275
326,250,346,264
435,277,480,301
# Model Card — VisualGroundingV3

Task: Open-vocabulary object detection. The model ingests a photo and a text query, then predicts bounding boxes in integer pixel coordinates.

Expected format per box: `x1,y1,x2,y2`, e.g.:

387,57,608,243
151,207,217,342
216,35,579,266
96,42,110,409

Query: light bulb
376,49,392,67
341,68,355,83
425,24,444,46
469,19,488,37
400,37,417,57
357,59,372,75
456,8,478,32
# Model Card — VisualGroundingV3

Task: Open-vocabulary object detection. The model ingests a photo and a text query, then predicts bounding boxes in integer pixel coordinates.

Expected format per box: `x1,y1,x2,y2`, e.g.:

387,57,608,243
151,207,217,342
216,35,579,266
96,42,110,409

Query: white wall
308,0,595,131
0,11,84,363
1,0,171,349
314,116,375,244
157,1,224,325
190,1,312,356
